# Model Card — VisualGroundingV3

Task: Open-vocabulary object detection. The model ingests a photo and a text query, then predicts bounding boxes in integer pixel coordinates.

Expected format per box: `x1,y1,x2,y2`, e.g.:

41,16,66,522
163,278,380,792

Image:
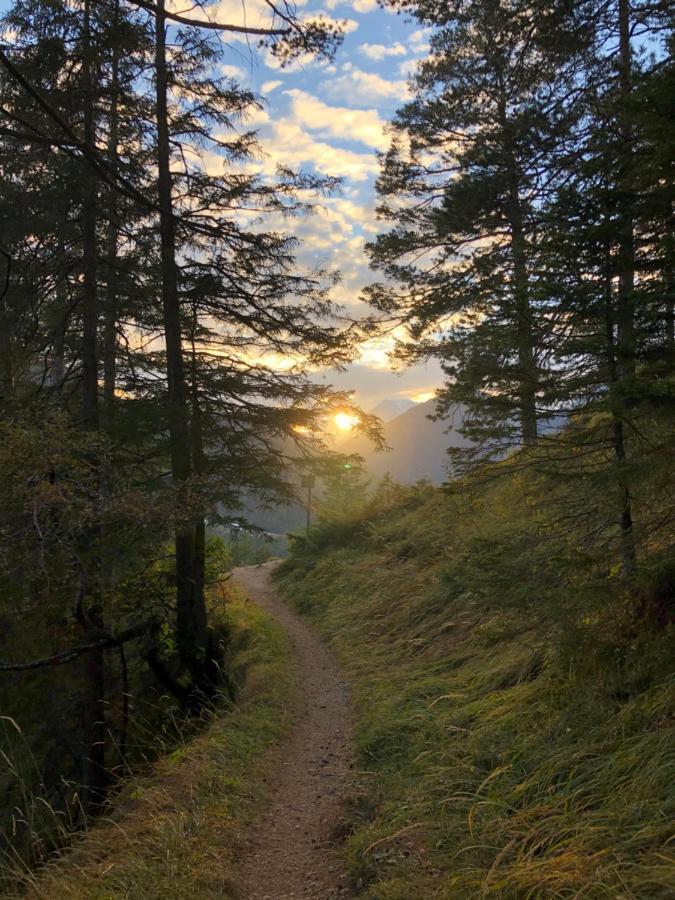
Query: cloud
325,0,378,11
256,120,380,181
208,0,309,32
302,10,359,33
310,360,444,409
398,58,419,77
321,64,410,105
264,49,333,73
409,27,432,53
284,89,388,149
358,42,406,61
262,79,283,93
219,63,246,80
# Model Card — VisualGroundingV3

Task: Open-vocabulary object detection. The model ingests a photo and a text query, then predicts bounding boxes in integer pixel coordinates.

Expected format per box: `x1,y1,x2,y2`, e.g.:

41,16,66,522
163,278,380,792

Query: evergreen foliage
0,0,366,860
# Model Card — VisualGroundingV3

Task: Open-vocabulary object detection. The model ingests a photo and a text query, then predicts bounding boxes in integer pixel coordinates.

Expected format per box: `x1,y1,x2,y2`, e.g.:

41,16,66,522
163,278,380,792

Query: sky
0,0,445,412
196,0,445,411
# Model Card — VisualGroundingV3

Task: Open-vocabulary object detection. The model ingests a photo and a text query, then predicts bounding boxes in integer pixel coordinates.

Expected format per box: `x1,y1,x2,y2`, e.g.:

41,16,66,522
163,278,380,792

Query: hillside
341,399,471,484
275,459,675,898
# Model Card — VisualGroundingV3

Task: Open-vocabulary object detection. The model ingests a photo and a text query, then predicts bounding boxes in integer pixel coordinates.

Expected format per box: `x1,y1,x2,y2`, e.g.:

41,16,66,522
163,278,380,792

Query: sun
334,411,360,432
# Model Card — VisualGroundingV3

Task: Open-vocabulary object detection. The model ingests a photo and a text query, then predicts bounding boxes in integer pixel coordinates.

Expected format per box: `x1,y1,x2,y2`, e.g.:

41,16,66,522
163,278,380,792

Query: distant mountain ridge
343,398,471,485
369,397,415,422
224,399,468,535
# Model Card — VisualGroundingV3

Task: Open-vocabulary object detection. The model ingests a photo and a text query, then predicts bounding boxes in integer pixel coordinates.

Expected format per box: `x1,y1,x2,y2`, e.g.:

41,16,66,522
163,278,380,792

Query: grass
275,474,675,899
3,584,298,899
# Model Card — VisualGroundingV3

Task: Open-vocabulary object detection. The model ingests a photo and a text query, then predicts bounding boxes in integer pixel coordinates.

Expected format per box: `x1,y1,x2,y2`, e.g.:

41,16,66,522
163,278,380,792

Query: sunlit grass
276,476,675,898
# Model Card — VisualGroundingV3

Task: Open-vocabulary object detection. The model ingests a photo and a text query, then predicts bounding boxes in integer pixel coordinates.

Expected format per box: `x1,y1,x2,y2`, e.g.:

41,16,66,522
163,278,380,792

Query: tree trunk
603,244,636,575
611,0,637,574
102,0,120,425
615,0,636,382
663,178,674,357
80,0,107,812
52,247,67,392
154,0,209,693
189,315,206,630
0,261,13,405
499,93,538,446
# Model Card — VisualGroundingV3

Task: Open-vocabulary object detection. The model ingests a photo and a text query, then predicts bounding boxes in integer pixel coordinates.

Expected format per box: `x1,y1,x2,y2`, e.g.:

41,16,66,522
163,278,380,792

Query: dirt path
232,561,355,900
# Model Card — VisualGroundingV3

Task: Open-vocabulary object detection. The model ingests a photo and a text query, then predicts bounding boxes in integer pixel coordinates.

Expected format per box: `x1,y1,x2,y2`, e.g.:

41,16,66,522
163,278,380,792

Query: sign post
300,473,316,534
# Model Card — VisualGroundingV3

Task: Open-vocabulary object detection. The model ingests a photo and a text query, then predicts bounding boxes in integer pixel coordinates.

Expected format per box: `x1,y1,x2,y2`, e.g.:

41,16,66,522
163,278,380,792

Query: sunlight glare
334,411,360,432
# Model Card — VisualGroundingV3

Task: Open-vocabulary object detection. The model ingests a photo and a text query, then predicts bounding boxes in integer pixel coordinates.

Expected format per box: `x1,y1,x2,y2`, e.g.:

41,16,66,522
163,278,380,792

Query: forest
0,0,672,897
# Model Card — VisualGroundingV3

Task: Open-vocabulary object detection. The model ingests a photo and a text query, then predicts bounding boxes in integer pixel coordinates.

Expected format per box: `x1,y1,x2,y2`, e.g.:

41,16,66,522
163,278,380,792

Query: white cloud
325,0,378,11
321,64,410,105
398,58,419,77
257,121,379,181
264,49,333,73
303,10,359,34
219,63,246,80
409,27,432,53
0,25,18,44
359,42,406,61
260,14,355,73
246,107,271,125
209,0,309,31
262,80,283,93
284,89,388,149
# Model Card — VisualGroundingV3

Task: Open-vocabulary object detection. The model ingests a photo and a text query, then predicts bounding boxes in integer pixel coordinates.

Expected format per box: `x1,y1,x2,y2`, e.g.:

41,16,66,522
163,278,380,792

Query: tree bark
615,0,636,381
102,0,120,424
603,244,636,575
154,0,209,693
0,251,13,405
52,245,67,393
499,92,538,446
612,0,637,573
79,0,107,813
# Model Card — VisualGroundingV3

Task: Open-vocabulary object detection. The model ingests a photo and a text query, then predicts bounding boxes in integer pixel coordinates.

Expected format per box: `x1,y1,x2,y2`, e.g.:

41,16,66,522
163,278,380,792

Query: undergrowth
1,584,297,899
276,467,675,899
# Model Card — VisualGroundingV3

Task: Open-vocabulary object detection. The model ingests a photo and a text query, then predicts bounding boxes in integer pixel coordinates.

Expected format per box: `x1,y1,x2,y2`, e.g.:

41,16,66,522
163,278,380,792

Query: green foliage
276,454,675,898
316,462,372,524
0,0,359,871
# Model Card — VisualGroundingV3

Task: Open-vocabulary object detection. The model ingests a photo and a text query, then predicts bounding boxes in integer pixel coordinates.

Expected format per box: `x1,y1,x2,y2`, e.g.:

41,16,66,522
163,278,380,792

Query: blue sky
209,0,443,409
1,0,445,410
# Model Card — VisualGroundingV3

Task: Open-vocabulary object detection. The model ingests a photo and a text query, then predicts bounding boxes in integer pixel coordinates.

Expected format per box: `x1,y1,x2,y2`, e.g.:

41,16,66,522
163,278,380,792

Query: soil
232,561,355,900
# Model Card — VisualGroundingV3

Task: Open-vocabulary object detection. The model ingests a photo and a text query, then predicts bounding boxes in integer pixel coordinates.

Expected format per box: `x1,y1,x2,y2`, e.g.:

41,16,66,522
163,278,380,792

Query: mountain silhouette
344,399,471,485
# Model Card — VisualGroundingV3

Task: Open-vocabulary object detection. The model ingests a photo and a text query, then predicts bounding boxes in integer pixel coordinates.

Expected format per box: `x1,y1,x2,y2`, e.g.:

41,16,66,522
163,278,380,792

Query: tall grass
276,470,675,898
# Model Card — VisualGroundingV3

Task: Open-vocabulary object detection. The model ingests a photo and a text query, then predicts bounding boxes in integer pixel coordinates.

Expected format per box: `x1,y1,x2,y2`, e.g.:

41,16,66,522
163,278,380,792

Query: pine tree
366,0,587,464
0,0,363,815
535,1,675,573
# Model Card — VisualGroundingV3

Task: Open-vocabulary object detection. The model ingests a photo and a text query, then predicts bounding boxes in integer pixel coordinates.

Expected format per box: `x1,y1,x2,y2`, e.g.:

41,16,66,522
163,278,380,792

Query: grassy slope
7,587,297,900
276,478,675,899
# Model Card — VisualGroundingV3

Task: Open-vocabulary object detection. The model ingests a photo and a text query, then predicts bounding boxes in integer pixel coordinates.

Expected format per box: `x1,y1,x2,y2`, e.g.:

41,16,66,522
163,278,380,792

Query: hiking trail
232,561,355,900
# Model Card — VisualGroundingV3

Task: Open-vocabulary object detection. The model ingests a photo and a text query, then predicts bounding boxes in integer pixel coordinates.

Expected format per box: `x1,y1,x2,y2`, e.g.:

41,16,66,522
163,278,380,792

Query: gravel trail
232,561,355,900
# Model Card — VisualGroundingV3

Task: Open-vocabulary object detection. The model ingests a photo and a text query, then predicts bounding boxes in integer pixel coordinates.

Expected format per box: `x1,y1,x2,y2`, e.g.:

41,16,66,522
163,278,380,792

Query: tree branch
126,0,292,36
0,617,161,672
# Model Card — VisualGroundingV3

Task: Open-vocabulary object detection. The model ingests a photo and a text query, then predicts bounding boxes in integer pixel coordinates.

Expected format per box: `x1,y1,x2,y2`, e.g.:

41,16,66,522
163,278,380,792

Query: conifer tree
366,0,586,463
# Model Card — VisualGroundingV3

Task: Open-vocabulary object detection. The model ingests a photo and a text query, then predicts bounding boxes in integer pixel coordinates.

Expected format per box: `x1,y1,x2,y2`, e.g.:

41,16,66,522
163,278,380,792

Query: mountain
369,397,416,422
342,399,471,485
219,401,468,536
